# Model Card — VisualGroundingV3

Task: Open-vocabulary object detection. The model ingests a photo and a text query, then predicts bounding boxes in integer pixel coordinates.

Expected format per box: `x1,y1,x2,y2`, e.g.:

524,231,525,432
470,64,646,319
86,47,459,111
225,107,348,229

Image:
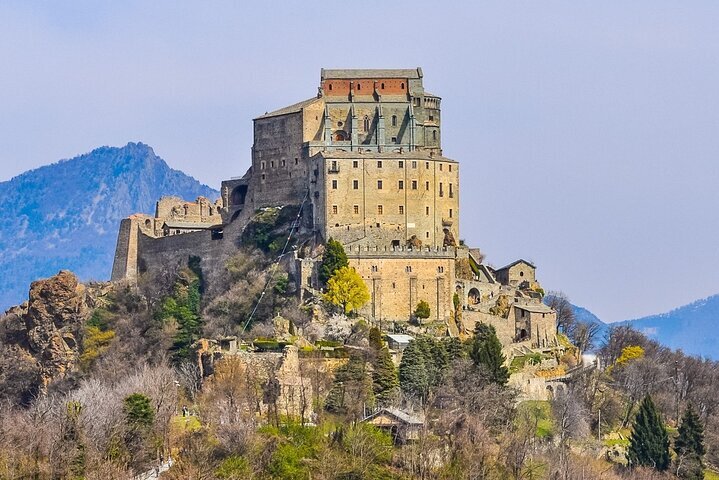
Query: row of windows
331,179,454,196
330,204,453,218
344,160,453,171
327,82,405,92
260,157,299,170
369,265,445,274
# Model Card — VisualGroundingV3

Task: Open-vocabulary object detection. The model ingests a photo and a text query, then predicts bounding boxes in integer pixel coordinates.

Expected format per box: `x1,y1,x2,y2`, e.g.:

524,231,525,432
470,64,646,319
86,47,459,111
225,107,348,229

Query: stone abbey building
112,68,557,350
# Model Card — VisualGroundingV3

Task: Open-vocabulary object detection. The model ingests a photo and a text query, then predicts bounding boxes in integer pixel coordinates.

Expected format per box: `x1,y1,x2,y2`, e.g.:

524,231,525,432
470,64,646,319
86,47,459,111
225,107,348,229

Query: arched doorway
334,130,348,141
230,185,248,206
468,288,480,305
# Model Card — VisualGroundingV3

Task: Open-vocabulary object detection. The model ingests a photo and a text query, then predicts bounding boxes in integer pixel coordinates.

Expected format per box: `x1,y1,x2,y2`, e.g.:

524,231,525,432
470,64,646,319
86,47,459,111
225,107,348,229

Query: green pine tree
399,340,429,401
319,238,349,285
368,326,384,352
628,395,670,471
325,354,374,417
469,323,509,385
372,346,399,407
675,404,705,480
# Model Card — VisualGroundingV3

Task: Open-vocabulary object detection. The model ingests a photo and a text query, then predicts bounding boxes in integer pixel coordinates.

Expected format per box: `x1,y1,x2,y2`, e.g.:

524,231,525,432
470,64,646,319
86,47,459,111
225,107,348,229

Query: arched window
381,82,385,89
329,83,332,91
363,115,370,132
391,115,397,126
357,83,361,91
401,82,405,89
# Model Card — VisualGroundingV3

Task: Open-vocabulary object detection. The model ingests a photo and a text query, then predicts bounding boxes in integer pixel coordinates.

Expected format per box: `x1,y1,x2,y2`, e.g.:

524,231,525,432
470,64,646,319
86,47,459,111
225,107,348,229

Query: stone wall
462,310,516,346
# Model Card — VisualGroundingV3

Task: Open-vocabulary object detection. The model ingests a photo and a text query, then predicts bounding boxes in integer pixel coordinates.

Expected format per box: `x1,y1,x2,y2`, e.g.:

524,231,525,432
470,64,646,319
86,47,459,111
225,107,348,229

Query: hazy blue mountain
618,294,719,360
0,142,218,310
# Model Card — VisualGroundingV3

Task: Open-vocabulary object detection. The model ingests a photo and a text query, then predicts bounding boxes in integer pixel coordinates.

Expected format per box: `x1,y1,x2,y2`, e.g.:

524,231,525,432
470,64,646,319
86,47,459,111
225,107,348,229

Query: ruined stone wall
251,112,309,209
350,252,455,323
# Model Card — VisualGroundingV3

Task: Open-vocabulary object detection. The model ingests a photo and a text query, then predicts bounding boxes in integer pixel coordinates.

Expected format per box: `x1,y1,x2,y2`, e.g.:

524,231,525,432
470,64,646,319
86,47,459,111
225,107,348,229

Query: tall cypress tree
319,238,348,285
469,323,509,385
675,404,705,480
372,346,399,407
628,395,670,471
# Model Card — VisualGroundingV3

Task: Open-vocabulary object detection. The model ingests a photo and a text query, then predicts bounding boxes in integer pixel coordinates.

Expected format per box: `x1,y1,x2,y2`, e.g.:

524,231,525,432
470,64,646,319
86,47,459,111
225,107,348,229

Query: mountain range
571,295,719,360
0,142,218,310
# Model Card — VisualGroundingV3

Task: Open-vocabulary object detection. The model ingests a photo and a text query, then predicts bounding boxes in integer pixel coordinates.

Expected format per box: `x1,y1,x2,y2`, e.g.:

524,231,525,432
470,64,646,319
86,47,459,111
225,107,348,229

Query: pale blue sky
1,1,718,322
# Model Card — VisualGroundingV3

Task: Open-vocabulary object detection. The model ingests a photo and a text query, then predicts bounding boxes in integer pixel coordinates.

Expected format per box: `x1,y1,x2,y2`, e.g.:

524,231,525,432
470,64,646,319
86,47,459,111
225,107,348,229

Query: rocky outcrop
1,270,97,388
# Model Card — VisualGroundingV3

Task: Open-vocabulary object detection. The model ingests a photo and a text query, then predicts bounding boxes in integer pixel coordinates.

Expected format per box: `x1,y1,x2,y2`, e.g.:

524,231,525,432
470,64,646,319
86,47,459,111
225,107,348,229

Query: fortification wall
462,310,515,346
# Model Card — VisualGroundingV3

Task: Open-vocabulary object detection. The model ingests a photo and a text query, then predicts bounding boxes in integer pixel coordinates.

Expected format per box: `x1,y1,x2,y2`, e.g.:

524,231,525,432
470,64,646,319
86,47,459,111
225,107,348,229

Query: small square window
399,205,404,214
353,205,359,214
411,180,417,190
353,160,358,168
429,114,434,121
377,161,383,168
398,180,404,190
353,180,359,189
378,205,383,215
332,205,338,214
332,180,337,189
377,180,383,189
391,136,397,143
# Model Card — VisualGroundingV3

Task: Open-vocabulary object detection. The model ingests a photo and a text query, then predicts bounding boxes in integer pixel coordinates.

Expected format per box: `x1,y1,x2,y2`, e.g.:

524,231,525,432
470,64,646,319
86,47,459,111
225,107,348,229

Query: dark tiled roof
255,97,321,120
321,68,422,80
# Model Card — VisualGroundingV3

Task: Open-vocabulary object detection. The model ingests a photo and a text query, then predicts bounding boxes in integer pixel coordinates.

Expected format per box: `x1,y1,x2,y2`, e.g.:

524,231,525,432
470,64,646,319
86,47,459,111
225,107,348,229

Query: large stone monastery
112,68,557,350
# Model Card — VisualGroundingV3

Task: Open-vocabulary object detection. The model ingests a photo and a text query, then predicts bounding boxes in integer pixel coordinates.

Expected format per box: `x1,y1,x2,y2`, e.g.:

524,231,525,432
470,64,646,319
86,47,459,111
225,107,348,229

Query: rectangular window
377,161,383,168
449,183,454,198
295,157,299,165
426,231,430,238
332,205,338,214
439,182,444,197
332,180,337,189
425,181,430,190
271,161,275,168
261,174,266,181
411,180,417,190
398,180,404,190
261,161,266,170
353,160,358,168
426,162,430,169
426,206,430,215
449,208,453,218
378,205,383,215
281,159,286,167
412,161,417,168
429,114,434,121
391,136,397,143
448,164,452,172
377,180,383,189
353,205,359,214
353,180,359,189
399,205,404,214
399,160,404,168
439,163,443,171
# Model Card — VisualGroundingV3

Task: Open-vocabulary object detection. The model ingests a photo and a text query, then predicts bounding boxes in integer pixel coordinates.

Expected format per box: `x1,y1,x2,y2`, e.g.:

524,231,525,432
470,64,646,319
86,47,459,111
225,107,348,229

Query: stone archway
230,185,248,206
468,287,480,305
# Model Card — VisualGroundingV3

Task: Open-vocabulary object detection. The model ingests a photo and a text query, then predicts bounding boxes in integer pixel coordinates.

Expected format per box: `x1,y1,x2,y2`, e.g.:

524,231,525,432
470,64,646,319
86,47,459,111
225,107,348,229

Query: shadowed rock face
4,270,90,388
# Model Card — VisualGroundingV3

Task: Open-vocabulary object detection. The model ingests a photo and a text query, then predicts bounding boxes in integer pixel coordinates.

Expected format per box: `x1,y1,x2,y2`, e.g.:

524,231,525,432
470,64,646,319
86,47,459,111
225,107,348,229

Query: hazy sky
1,1,718,322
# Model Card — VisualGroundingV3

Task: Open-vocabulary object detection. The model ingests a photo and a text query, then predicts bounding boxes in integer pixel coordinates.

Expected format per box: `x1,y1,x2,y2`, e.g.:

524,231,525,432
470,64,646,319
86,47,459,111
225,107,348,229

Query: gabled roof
496,259,536,272
363,408,424,425
321,68,422,80
255,97,321,120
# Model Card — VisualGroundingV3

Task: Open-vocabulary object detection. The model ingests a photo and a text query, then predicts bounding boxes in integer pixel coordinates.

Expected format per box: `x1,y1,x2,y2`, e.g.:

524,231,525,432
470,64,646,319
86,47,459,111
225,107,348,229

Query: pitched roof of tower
255,97,321,120
321,68,423,80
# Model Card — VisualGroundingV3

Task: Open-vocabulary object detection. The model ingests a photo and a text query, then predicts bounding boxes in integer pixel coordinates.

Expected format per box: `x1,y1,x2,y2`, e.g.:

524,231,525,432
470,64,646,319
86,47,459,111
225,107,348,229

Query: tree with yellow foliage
323,266,370,315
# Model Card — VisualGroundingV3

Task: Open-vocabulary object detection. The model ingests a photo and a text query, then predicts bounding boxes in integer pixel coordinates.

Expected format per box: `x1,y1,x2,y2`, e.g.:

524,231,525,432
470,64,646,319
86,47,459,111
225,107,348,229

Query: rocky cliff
1,271,106,391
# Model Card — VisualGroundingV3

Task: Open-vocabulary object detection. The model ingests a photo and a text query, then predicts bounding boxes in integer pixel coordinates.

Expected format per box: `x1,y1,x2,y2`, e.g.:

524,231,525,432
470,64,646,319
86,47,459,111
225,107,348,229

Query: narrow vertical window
392,115,397,126
377,180,383,190
399,205,404,214
363,115,370,132
353,205,359,214
332,205,338,214
426,206,430,215
377,160,383,168
332,180,337,189
353,180,359,189
398,180,404,190
378,205,383,215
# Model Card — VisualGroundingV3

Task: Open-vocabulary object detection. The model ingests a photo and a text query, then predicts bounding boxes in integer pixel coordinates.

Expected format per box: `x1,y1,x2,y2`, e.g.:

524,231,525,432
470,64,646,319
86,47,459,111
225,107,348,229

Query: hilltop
0,143,218,310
